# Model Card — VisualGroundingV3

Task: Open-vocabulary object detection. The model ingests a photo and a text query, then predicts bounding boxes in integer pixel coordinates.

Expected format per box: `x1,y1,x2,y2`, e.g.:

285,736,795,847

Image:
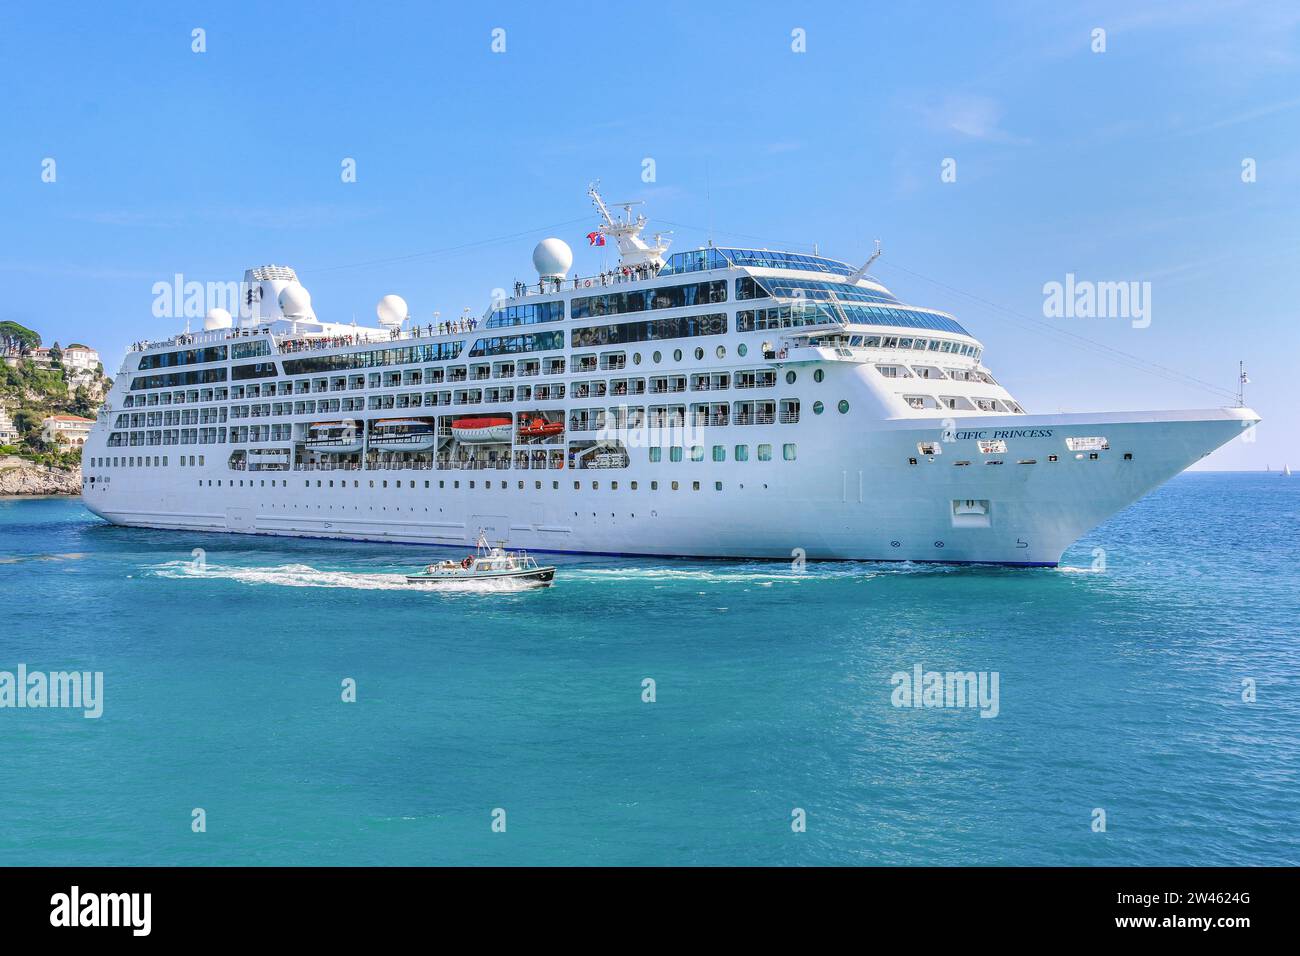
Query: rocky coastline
0,456,81,496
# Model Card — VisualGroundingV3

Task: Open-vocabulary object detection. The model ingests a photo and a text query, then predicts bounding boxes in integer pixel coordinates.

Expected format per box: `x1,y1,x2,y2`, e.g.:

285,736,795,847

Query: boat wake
560,561,959,585
144,559,539,593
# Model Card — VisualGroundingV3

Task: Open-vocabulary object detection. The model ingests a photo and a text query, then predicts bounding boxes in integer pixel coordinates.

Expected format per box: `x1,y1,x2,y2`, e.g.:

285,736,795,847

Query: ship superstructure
80,187,1259,564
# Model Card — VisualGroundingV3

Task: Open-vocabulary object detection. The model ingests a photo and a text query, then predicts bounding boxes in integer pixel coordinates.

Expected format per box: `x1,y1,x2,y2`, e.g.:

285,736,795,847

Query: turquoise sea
0,472,1296,866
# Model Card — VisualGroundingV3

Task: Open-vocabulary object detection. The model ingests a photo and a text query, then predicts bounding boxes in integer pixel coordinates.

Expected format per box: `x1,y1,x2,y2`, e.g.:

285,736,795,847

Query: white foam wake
144,559,540,593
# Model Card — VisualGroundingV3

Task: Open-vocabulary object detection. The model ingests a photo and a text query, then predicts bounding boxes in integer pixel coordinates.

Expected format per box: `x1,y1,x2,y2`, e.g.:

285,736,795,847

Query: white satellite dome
278,283,313,318
203,307,233,331
376,294,408,327
532,238,573,279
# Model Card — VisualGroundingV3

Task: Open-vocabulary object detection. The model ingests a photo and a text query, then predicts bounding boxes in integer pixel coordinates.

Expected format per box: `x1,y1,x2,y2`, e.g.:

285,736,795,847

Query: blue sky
1,0,1296,468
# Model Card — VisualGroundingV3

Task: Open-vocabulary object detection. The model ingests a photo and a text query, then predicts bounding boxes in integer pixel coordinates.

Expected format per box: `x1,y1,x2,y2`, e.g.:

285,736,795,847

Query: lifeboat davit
451,416,513,444
518,417,565,439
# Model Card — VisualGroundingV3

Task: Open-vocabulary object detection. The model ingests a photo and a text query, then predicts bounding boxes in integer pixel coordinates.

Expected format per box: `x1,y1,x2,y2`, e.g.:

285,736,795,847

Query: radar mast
588,181,671,269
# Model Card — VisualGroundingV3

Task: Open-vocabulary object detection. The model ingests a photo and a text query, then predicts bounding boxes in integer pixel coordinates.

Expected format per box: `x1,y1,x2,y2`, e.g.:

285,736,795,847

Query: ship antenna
845,240,883,284
1237,360,1250,407
706,158,713,247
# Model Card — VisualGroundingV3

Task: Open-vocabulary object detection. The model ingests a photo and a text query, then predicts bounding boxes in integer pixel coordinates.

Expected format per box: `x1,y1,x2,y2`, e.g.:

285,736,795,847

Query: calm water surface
0,472,1296,865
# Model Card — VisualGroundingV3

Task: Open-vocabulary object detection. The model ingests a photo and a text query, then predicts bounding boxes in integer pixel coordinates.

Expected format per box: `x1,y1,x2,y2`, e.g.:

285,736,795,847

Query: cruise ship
80,186,1260,564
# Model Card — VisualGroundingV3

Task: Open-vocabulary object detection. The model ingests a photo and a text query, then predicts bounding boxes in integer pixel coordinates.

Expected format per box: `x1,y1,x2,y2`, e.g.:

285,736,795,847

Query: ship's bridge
658,246,971,340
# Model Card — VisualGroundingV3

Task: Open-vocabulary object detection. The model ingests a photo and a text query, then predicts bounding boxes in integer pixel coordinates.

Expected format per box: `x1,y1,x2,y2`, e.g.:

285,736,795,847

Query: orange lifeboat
451,416,513,444
518,417,565,439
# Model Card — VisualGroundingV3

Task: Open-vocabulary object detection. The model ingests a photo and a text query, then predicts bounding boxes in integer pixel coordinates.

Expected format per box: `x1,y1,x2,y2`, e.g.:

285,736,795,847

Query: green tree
71,385,90,416
0,320,40,355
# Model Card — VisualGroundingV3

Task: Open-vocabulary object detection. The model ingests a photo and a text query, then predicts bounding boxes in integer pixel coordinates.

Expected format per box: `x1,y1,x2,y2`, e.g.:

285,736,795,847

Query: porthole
633,352,642,365
813,401,825,415
737,343,747,357
653,350,662,363
694,347,704,360
674,349,683,362
715,345,726,359
785,371,796,384
838,399,850,414
813,369,824,383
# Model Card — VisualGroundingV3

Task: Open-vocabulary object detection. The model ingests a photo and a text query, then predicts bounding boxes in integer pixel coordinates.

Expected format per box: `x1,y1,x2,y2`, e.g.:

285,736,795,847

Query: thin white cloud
1174,96,1300,136
920,94,1028,144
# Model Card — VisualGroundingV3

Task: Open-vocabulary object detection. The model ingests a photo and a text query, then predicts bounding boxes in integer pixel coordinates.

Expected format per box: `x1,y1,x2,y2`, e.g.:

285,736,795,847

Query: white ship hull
81,233,1260,566
81,407,1253,565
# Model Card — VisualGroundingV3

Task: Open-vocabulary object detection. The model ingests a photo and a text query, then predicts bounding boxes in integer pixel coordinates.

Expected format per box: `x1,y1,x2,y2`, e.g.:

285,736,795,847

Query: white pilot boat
406,532,556,587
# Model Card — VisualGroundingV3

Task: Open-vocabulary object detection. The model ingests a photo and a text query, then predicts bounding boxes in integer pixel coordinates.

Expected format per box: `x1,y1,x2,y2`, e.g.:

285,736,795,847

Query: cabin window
838,400,849,414
735,445,749,461
785,371,796,384
813,369,824,383
670,447,683,462
783,443,797,461
690,446,704,462
758,444,772,461
813,401,824,415
712,445,725,462
649,447,662,462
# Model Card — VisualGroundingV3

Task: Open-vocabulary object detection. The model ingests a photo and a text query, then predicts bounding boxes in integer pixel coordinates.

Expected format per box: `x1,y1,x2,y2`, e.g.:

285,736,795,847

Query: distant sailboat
1284,465,1293,477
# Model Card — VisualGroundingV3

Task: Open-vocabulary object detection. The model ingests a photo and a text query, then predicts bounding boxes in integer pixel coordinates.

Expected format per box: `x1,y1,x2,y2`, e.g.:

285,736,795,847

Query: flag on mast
586,231,606,247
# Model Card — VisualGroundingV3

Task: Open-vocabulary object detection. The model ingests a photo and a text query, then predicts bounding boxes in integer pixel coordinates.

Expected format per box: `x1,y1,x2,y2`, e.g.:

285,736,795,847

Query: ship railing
369,460,436,471
435,459,512,471
293,462,363,472
130,326,276,352
369,434,435,446
690,413,730,427
510,263,671,299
